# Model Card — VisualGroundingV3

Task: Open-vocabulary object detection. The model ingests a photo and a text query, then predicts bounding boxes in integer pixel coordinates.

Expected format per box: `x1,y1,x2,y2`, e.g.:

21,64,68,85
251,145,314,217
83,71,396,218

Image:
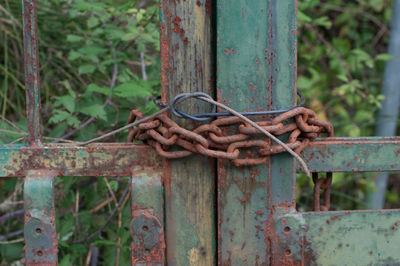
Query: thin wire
79,107,170,146
79,93,199,145
154,90,305,121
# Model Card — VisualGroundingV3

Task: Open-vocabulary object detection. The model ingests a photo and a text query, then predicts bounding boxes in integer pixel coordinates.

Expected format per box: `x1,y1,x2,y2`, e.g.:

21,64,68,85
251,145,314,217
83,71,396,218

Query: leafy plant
0,0,160,264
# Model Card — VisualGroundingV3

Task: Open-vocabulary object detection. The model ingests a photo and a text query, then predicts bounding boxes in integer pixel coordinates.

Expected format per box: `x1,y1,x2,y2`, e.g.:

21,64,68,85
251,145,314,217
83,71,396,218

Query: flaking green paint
302,137,400,172
24,170,57,264
131,167,163,218
275,209,400,265
217,0,297,264
160,0,216,265
24,172,55,214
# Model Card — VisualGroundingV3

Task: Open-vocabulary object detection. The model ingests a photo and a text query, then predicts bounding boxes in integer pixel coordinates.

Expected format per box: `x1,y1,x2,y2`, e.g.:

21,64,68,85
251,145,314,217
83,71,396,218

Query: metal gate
1,0,399,265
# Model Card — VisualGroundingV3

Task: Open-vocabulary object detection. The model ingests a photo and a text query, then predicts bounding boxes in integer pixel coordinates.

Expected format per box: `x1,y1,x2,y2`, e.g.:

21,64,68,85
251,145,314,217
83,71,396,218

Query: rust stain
249,83,255,91
330,215,342,220
173,16,185,37
205,0,212,14
160,24,169,102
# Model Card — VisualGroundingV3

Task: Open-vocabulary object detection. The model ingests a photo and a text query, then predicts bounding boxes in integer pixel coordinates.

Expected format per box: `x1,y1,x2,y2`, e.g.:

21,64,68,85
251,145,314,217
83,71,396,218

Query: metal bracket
24,170,58,265
131,167,165,265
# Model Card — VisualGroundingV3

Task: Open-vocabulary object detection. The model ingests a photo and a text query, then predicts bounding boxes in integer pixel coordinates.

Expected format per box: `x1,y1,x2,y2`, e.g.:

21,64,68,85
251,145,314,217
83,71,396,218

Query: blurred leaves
296,0,395,212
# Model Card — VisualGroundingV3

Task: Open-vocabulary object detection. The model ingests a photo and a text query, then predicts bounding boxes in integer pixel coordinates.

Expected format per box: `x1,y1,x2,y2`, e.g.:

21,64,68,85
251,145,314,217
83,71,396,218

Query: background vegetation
0,0,397,264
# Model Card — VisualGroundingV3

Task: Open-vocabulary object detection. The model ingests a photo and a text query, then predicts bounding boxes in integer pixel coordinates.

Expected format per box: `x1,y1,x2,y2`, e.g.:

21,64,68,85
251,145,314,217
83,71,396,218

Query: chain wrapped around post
312,172,333,211
126,105,334,167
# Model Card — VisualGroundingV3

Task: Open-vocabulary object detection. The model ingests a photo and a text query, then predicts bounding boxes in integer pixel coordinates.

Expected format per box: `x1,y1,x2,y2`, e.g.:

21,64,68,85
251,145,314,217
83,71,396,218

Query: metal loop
227,140,270,166
154,91,306,121
169,92,217,121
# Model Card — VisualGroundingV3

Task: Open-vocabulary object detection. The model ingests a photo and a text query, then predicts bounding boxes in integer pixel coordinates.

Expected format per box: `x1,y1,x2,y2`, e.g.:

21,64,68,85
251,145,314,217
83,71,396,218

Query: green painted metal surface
131,167,165,264
24,170,57,265
274,208,400,265
217,0,297,264
160,0,216,265
302,137,400,172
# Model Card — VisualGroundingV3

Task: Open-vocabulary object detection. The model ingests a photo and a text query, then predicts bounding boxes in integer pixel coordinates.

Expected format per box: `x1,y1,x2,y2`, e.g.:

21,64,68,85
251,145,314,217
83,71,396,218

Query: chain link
312,172,333,211
126,107,334,167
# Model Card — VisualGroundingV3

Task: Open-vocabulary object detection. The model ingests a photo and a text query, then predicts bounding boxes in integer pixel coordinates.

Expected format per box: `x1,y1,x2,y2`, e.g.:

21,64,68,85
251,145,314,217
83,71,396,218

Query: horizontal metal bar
302,136,400,172
1,136,400,177
274,208,400,265
0,143,161,177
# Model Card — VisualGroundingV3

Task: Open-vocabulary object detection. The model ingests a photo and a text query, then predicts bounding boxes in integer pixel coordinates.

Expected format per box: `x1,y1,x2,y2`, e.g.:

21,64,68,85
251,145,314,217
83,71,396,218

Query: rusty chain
312,172,333,211
126,106,334,167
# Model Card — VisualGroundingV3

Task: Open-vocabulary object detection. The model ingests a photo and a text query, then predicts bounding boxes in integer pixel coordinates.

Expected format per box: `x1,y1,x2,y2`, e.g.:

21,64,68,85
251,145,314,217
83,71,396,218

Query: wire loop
154,91,306,121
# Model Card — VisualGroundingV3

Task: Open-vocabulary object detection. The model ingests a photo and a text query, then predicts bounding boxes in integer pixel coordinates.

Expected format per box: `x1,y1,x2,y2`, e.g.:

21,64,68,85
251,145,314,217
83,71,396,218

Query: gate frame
0,0,399,265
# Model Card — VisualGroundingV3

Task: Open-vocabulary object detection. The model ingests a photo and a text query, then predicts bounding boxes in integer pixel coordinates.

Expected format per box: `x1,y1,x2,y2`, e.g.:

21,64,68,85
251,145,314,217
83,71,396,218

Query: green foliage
296,0,395,212
0,0,160,143
298,0,393,137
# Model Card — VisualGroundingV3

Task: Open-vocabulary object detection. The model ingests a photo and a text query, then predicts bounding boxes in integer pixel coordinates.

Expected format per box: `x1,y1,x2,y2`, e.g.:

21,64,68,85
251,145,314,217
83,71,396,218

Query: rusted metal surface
217,0,297,264
312,173,332,211
131,167,165,265
0,144,160,177
127,107,332,165
23,0,42,146
3,137,400,177
160,0,216,265
24,170,57,265
274,208,400,265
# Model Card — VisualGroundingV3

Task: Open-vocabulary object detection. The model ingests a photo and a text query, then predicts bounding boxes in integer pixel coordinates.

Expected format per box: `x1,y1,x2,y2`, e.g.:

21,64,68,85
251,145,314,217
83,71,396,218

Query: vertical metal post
217,0,297,264
22,1,57,264
23,0,42,146
131,167,165,265
24,170,58,265
160,1,216,265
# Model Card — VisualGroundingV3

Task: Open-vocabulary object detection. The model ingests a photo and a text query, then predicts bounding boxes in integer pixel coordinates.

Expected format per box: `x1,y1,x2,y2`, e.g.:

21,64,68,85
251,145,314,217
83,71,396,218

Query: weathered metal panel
274,209,400,265
0,144,160,177
160,0,216,265
217,0,297,264
302,137,400,172
22,0,42,146
24,170,57,265
131,167,165,265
